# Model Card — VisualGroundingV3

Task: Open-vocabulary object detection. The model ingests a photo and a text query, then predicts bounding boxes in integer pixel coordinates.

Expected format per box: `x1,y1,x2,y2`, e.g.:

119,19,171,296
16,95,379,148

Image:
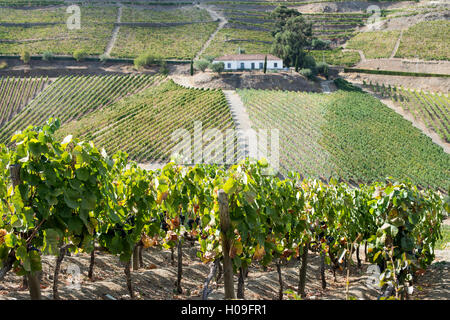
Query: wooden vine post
10,163,42,300
298,242,308,298
217,189,235,300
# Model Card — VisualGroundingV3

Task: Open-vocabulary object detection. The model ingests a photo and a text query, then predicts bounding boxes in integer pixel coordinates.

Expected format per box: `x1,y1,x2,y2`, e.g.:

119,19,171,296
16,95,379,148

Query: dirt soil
0,59,159,77
341,72,450,93
294,1,413,13
355,59,450,75
171,70,322,92
0,239,448,300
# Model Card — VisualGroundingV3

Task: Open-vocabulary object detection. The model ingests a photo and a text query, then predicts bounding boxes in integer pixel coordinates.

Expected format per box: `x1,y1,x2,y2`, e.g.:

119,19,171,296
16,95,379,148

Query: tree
190,60,194,76
42,51,53,61
134,53,157,69
73,49,87,62
20,50,30,64
194,59,209,72
210,62,224,74
271,15,313,68
270,5,300,37
263,55,267,74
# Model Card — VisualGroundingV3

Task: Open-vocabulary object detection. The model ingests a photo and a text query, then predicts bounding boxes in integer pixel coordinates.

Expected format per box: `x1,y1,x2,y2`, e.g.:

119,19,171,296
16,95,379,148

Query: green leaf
76,167,90,182
223,177,237,194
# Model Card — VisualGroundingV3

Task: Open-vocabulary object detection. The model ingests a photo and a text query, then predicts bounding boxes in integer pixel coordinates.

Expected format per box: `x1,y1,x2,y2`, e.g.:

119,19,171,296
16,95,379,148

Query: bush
0,61,7,69
312,39,331,50
194,59,209,72
134,53,157,69
302,55,316,70
203,55,216,63
99,54,110,63
73,49,88,62
210,62,224,74
42,51,53,61
20,50,30,64
333,78,363,92
160,60,169,75
316,62,329,76
299,68,314,79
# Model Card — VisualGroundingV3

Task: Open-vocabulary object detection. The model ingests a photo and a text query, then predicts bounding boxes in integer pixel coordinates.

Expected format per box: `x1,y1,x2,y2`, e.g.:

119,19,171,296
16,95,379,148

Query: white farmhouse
213,54,283,71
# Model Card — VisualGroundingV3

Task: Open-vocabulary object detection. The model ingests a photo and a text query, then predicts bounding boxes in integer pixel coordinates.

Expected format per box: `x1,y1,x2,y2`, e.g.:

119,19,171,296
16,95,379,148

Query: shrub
299,68,314,79
194,59,209,72
134,53,157,69
302,55,316,70
160,60,169,75
0,61,7,69
210,62,224,74
333,78,362,92
312,39,331,50
316,62,329,76
42,51,53,61
73,49,88,62
20,50,30,64
99,54,110,63
203,55,216,63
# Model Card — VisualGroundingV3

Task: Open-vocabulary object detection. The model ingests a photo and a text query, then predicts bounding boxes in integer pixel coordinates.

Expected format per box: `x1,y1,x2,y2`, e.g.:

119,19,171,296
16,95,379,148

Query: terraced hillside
0,6,117,55
57,80,236,163
0,74,164,144
238,86,450,190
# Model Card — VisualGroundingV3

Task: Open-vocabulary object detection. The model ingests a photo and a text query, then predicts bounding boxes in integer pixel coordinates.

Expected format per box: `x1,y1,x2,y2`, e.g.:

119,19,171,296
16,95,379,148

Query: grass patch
111,23,218,60
346,30,401,59
395,20,450,61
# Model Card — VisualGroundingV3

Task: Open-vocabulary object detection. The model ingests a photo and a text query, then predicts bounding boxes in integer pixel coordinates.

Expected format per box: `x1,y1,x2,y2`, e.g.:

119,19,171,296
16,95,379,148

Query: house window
259,62,263,69
240,62,245,69
227,63,231,69
274,62,278,68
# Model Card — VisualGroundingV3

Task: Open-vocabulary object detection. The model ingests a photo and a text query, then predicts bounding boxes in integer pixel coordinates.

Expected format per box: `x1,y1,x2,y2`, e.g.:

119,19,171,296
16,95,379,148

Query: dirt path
349,80,450,154
390,29,403,59
104,5,123,56
194,4,227,60
0,242,447,300
223,90,253,160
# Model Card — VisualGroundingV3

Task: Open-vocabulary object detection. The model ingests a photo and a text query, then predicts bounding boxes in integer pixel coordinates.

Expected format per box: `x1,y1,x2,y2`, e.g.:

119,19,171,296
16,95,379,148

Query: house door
240,62,245,69
251,62,255,69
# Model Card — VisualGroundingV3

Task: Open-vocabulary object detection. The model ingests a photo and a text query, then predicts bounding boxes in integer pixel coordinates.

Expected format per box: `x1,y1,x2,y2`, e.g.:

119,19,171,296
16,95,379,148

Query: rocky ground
0,236,448,300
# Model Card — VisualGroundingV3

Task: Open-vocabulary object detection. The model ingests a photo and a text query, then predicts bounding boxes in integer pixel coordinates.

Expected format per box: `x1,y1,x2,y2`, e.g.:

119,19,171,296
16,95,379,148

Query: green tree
210,62,225,74
134,53,157,69
42,51,53,61
263,55,267,74
270,5,300,37
73,49,87,62
190,60,194,76
194,59,209,72
271,15,313,68
20,50,30,64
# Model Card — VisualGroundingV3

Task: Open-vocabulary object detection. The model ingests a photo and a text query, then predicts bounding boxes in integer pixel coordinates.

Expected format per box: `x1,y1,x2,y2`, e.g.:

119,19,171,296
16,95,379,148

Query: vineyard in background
237,87,450,190
0,121,447,301
57,80,236,163
363,81,450,143
0,74,164,144
0,76,50,126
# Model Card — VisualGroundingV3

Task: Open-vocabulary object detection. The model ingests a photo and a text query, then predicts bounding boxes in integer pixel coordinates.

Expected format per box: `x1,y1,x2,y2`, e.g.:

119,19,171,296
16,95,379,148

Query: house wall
217,60,283,70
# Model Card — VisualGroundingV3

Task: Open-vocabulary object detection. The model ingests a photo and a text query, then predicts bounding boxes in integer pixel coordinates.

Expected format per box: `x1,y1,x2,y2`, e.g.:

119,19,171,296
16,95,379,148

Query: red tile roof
214,54,281,61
